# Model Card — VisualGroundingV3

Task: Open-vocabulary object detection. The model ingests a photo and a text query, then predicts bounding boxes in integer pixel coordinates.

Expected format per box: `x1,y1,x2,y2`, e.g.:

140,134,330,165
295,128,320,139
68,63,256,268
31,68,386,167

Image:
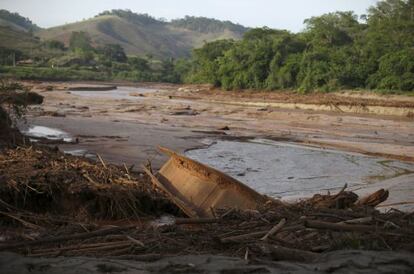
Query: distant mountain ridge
0,9,40,32
33,9,249,58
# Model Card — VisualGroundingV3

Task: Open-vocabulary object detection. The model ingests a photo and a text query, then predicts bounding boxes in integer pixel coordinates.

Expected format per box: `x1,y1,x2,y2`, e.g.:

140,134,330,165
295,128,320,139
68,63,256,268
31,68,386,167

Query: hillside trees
0,9,39,31
364,0,414,90
98,44,127,63
182,0,414,92
185,39,235,85
171,16,247,34
44,40,66,51
69,31,93,52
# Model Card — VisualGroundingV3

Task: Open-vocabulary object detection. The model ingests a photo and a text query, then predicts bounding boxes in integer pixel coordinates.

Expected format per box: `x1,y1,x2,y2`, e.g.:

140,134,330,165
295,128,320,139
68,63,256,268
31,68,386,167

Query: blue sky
0,0,378,32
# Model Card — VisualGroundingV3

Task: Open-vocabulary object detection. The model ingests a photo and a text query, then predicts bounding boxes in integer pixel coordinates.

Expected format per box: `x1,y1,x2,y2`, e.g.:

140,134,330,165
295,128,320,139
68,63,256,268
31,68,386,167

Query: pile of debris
0,146,178,221
0,146,413,263
0,196,413,261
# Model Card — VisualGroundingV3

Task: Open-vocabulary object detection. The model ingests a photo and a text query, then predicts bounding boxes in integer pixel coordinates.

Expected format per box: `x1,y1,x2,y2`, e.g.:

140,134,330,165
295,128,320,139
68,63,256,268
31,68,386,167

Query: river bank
15,80,414,210
1,81,414,271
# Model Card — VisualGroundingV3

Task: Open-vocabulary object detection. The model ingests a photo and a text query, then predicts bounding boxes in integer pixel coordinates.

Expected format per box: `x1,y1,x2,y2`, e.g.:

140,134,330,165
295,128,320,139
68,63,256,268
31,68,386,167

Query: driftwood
221,225,303,243
29,241,134,257
305,220,374,232
260,218,286,241
310,192,359,209
97,154,107,169
356,189,389,207
305,220,414,237
0,146,412,259
221,231,268,243
31,240,130,253
338,216,373,225
0,225,136,251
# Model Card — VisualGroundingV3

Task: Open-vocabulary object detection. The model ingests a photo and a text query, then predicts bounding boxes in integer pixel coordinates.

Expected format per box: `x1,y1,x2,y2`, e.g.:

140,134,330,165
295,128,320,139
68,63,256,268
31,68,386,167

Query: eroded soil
23,81,414,165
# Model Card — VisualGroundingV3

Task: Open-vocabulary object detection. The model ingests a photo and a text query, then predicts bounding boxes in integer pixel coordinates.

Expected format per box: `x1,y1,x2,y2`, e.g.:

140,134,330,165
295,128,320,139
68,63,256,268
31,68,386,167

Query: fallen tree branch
0,225,136,251
221,231,268,243
305,220,414,236
338,217,373,225
261,218,286,241
221,225,303,243
355,189,389,207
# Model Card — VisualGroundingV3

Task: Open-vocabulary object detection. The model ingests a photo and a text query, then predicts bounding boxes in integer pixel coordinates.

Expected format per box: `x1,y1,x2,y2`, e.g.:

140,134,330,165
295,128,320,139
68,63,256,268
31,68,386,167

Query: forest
180,0,414,93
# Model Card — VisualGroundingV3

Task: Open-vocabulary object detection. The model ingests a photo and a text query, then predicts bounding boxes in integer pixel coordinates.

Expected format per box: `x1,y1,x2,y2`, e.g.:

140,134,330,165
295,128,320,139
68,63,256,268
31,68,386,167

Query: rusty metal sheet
145,147,267,218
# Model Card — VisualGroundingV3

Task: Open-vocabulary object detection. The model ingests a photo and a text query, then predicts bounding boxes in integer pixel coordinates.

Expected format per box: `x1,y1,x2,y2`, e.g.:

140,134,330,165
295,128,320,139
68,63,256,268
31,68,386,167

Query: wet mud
19,82,414,210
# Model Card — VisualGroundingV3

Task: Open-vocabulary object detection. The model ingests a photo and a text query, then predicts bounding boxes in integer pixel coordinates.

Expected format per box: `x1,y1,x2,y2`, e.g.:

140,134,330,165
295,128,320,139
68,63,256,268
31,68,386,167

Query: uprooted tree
0,80,43,145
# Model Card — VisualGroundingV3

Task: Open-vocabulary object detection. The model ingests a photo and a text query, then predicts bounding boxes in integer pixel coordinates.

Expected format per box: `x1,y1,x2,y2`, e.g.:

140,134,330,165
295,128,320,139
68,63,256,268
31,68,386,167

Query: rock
51,111,66,117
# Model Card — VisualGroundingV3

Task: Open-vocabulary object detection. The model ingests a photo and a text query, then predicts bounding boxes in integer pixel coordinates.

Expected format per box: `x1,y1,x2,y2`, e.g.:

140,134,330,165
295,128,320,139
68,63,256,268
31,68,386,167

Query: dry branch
0,225,136,251
261,218,286,241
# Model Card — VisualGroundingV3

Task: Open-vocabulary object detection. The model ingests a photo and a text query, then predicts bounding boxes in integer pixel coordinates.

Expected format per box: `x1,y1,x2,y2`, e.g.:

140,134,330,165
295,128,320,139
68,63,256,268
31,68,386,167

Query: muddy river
22,84,414,211
186,139,414,202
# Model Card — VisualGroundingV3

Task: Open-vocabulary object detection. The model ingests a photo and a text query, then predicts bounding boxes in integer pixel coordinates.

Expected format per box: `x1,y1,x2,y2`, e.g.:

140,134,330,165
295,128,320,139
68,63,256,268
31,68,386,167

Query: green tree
186,39,234,85
368,49,414,91
99,44,127,63
69,31,93,52
44,40,66,51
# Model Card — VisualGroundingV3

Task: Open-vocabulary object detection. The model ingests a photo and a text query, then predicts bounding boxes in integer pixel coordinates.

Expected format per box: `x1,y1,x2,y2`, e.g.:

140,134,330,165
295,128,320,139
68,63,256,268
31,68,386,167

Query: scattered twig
97,154,107,169
261,218,286,241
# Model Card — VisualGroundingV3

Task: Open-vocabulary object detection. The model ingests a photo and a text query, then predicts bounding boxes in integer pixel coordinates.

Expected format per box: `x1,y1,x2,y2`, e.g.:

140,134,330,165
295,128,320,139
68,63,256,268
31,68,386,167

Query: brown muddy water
185,139,414,201
20,122,414,210
19,85,414,211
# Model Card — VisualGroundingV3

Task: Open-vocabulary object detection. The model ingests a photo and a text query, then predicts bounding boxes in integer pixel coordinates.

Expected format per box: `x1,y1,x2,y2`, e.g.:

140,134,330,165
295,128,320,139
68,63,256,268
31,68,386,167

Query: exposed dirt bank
184,87,414,108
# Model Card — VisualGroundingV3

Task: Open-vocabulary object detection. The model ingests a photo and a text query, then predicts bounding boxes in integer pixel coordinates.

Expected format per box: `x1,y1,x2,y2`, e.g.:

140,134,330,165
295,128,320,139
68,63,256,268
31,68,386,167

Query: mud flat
21,81,414,209
20,117,208,169
207,99,414,117
186,139,414,211
3,81,414,271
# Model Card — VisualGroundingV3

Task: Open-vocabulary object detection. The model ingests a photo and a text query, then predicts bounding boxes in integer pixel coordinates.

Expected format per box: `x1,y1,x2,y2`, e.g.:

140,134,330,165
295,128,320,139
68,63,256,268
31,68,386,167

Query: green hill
0,9,40,32
37,10,248,58
0,26,40,53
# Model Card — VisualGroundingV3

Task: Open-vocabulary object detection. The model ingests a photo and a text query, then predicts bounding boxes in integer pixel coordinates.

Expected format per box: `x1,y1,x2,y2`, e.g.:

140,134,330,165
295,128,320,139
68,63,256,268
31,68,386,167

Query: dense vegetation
171,16,247,34
182,0,414,92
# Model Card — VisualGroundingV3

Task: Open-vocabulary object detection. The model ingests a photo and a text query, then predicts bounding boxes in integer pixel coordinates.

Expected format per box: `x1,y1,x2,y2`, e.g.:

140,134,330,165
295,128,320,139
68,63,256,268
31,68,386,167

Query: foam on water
63,149,96,159
23,125,73,142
